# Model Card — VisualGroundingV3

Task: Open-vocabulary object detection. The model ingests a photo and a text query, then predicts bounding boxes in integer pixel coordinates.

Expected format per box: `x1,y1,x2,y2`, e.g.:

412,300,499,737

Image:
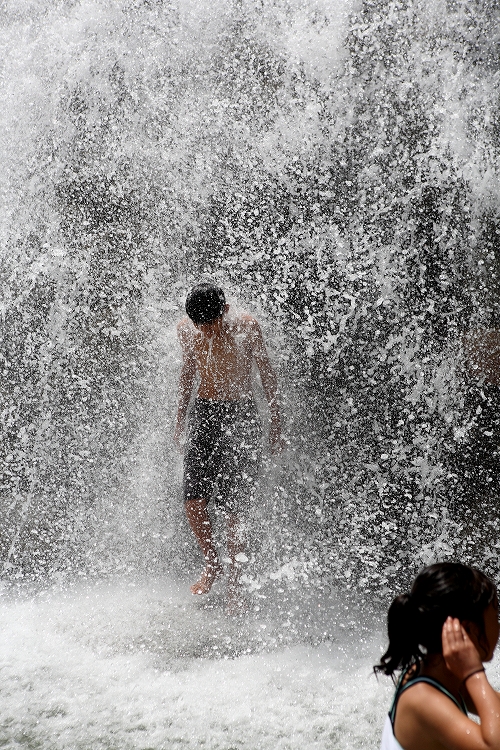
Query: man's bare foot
190,562,224,595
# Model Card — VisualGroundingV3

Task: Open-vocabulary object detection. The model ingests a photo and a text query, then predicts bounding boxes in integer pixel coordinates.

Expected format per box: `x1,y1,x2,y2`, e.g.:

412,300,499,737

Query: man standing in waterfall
174,282,283,612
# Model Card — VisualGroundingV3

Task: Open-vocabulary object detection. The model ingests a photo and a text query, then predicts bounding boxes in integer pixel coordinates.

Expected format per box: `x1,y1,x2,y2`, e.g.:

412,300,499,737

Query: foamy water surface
1,576,396,750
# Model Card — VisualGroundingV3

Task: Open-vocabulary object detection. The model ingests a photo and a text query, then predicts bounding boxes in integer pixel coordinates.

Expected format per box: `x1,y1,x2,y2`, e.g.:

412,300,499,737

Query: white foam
1,576,393,749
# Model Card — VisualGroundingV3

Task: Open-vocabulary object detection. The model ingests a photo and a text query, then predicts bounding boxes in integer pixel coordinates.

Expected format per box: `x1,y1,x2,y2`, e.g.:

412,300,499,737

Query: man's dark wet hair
374,562,497,679
185,283,226,325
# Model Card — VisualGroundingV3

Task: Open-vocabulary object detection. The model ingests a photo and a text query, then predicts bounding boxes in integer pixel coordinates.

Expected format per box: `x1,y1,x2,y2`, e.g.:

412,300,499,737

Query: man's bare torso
177,312,259,401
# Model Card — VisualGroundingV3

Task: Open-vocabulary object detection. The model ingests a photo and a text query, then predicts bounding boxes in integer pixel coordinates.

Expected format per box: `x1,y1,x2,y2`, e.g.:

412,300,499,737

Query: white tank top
380,714,405,750
380,675,467,750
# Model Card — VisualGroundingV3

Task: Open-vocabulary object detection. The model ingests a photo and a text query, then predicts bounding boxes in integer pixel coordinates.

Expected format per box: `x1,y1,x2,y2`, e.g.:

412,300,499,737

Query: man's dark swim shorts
183,398,262,513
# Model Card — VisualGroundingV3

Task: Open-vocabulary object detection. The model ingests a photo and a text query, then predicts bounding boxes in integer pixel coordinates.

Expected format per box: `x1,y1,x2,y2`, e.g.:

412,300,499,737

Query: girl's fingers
443,619,459,658
443,617,469,652
452,618,466,641
461,626,474,645
442,617,452,648
444,617,459,648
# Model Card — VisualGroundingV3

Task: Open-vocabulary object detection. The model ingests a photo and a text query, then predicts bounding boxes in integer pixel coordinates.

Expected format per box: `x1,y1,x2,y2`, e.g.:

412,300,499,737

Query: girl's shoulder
397,675,466,716
394,679,469,750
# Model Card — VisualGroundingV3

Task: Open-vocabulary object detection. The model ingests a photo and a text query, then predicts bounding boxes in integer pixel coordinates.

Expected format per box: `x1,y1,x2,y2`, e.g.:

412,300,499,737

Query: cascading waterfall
2,0,500,587
1,1,500,746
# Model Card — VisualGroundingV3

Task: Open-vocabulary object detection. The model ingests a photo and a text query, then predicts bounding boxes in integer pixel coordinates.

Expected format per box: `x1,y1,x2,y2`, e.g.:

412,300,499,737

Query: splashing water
1,577,392,749
2,0,500,746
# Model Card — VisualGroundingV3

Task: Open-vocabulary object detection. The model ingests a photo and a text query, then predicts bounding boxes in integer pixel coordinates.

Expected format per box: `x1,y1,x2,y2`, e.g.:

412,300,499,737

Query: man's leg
185,498,223,595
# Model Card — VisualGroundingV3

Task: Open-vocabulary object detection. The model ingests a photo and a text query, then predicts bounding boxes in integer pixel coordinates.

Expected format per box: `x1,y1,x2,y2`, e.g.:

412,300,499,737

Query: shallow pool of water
1,575,396,750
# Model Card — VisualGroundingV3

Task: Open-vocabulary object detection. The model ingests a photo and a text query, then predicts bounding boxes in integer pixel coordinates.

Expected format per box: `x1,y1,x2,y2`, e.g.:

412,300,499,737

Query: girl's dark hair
374,562,497,677
185,283,226,325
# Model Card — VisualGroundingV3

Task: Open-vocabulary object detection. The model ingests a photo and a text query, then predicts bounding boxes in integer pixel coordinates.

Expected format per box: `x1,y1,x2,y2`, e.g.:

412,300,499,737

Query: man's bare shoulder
229,312,267,356
231,312,261,332
177,317,196,346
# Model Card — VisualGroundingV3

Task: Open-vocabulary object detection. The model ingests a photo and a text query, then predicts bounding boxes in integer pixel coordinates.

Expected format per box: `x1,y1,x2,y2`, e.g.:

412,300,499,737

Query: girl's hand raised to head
442,616,483,682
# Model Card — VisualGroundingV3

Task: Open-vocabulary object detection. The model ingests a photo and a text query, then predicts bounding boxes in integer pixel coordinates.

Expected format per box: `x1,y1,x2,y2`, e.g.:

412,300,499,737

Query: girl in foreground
375,562,500,750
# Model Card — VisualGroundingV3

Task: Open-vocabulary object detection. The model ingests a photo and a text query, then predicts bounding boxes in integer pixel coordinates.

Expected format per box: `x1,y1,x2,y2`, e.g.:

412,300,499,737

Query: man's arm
174,322,196,449
249,319,284,454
